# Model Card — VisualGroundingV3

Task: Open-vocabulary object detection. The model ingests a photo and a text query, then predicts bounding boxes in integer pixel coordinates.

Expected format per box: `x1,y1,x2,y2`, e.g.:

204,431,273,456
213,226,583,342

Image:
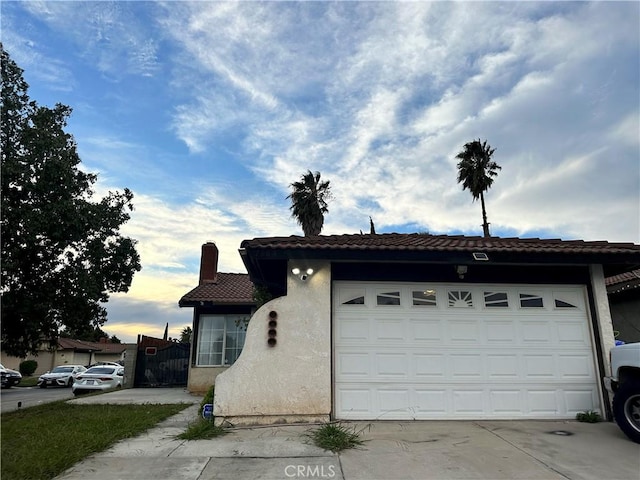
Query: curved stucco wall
213,260,331,425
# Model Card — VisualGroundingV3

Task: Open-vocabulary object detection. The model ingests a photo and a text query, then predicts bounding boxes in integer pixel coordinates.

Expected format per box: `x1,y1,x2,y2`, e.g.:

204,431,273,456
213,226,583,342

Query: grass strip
1,401,190,480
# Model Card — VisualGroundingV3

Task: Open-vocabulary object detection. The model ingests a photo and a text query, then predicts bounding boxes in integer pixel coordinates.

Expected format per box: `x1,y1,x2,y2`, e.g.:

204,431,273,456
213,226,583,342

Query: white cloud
20,1,161,79
6,1,638,340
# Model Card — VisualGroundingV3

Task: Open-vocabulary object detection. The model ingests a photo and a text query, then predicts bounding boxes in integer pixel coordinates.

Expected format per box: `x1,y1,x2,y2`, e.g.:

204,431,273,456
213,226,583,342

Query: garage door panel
564,390,598,415
527,390,561,414
378,389,411,414
453,390,485,414
375,319,405,340
486,354,519,378
338,317,370,340
559,354,595,379
486,321,516,343
448,320,479,342
334,282,599,420
337,352,370,377
410,319,443,341
375,353,408,377
338,389,371,414
450,354,483,378
415,390,448,414
489,389,523,415
414,354,446,378
556,322,589,344
521,321,552,343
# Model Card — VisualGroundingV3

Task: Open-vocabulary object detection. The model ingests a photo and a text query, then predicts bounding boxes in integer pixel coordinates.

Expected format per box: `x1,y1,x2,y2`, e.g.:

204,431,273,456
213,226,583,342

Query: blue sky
2,1,639,343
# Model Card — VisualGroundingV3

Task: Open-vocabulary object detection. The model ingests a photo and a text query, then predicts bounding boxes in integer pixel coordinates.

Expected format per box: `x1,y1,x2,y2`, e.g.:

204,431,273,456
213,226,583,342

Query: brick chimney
199,242,219,284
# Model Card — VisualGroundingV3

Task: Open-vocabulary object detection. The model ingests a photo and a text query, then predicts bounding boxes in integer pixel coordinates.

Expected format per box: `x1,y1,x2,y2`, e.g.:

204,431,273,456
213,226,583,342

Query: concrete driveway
57,389,640,480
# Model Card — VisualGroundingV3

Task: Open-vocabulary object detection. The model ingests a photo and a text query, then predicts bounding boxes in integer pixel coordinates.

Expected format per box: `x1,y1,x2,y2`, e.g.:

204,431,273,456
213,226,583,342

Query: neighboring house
606,269,640,343
179,242,255,393
0,338,129,376
211,233,640,426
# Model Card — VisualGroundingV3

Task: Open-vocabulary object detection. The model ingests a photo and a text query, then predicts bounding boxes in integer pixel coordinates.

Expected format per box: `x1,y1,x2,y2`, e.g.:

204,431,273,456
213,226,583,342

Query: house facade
0,338,129,376
179,243,255,394
212,233,640,426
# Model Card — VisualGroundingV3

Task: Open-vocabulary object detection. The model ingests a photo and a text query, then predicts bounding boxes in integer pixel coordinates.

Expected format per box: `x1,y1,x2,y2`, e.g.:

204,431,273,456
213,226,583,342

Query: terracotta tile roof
179,272,254,307
606,269,640,294
241,233,640,255
56,338,129,353
606,269,640,285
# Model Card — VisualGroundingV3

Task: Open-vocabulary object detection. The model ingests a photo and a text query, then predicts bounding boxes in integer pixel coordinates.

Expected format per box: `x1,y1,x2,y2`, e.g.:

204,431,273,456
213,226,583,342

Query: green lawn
1,400,190,480
16,376,38,387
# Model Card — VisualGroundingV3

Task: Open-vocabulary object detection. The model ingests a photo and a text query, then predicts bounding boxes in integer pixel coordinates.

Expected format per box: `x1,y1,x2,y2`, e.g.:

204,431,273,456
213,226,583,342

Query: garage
334,282,601,420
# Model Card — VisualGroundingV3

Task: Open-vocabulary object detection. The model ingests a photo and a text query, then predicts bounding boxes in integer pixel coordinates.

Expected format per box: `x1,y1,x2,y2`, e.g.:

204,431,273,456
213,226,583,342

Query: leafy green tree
0,45,141,357
179,326,192,344
456,139,502,237
287,170,332,236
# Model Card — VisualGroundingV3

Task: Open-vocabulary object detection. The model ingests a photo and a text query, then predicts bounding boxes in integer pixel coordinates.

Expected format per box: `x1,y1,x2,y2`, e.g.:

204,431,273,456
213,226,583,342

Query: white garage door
334,282,601,420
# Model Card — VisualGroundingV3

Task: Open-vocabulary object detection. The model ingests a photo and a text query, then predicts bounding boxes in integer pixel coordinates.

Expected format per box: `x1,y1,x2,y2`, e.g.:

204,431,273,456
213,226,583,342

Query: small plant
306,422,367,453
576,410,601,423
201,385,214,406
177,418,227,440
176,384,226,440
19,360,37,376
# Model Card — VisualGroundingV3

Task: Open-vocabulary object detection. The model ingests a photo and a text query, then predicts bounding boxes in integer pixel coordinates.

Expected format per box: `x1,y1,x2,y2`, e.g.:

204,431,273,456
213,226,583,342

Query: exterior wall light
291,267,314,281
455,265,468,279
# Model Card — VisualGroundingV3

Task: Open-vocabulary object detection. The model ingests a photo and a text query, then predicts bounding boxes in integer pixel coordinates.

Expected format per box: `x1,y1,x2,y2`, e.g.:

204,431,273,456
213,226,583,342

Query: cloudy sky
3,1,638,343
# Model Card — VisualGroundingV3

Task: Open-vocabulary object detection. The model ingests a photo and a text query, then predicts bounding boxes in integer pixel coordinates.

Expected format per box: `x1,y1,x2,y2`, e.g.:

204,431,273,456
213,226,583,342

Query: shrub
576,410,601,423
306,422,367,453
19,360,37,376
177,419,227,440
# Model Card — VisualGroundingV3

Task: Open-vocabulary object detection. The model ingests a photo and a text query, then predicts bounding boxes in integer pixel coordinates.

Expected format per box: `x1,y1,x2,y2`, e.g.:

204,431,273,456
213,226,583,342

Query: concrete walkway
57,389,640,480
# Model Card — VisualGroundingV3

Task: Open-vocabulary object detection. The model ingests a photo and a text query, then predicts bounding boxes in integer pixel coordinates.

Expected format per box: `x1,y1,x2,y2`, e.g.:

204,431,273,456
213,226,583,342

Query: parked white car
71,365,124,396
38,365,87,388
88,361,123,368
0,363,22,388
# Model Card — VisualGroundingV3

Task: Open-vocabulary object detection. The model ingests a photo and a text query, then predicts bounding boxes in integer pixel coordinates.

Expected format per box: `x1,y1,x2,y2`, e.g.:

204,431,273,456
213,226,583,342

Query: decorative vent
448,290,473,308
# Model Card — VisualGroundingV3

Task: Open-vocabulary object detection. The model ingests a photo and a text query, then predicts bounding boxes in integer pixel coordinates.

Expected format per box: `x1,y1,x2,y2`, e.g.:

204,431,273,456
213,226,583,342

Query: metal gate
134,338,189,387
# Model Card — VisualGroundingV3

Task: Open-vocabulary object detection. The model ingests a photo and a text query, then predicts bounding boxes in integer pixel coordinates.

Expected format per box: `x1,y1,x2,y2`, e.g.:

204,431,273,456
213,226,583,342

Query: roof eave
178,299,256,308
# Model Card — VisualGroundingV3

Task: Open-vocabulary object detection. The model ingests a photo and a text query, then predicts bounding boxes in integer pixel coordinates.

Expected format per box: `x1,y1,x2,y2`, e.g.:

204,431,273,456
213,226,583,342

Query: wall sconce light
291,267,314,281
455,265,468,279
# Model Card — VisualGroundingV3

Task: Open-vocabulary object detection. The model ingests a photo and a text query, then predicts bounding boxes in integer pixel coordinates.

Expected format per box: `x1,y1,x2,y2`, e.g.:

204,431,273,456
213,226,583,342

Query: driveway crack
474,422,571,480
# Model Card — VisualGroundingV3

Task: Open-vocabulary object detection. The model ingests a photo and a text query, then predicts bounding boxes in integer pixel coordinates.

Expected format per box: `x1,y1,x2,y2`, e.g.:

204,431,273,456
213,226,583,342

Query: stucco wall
189,366,228,394
214,260,331,425
590,264,616,376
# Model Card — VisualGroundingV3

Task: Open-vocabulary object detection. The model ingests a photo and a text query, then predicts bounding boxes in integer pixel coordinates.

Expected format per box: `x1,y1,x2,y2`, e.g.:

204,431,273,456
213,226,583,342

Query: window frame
195,314,249,367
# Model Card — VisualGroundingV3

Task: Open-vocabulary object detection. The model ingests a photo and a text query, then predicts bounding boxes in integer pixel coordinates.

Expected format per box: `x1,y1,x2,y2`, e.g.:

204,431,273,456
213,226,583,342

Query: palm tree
287,170,331,236
456,139,501,237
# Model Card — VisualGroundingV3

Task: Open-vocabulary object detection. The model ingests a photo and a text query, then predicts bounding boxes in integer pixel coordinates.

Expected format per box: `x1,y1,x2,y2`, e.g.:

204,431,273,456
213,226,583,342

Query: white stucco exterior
590,264,616,375
212,257,623,425
213,260,331,425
